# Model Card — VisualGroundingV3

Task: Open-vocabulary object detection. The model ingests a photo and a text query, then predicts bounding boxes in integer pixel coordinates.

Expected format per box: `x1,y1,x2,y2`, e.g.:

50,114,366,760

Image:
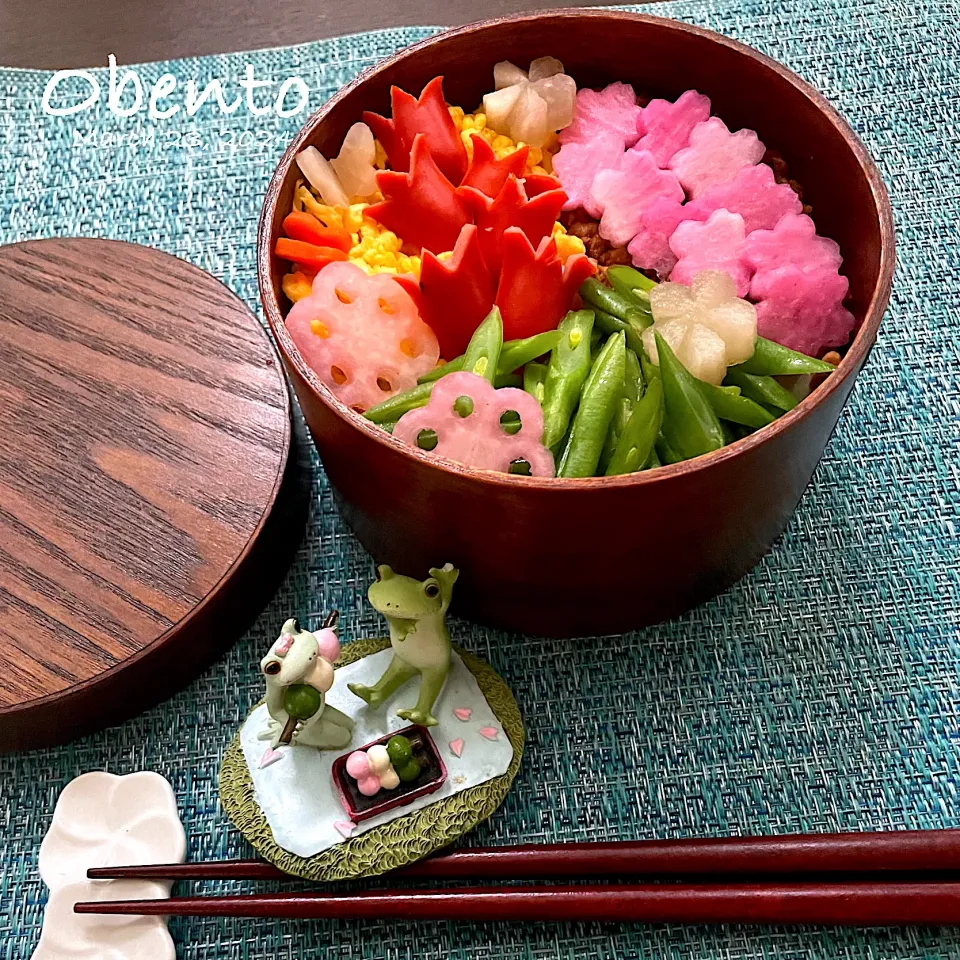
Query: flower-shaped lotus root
669,117,765,199
751,265,855,356
559,82,643,147
642,270,758,385
393,371,555,476
634,90,711,167
285,261,439,412
744,212,843,278
669,209,752,297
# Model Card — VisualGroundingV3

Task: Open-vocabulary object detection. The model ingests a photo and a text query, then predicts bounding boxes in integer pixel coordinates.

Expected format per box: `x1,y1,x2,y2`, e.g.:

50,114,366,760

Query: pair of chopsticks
77,831,960,925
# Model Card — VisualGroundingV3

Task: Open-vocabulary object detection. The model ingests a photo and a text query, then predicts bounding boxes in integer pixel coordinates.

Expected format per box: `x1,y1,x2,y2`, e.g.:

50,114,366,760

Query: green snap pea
558,332,627,478
541,309,595,449
593,306,651,357
590,325,603,361
580,277,652,327
606,376,663,476
646,447,662,469
598,348,644,473
639,346,660,385
733,336,837,376
724,367,798,412
462,306,503,384
523,361,548,405
605,265,657,307
364,380,433,424
495,372,523,389
698,381,777,429
417,356,465,384
655,431,684,465
497,330,563,374
656,331,725,460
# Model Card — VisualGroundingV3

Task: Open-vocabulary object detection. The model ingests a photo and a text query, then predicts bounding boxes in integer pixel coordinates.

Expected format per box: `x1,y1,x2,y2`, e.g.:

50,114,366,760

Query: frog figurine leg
395,663,450,727
348,656,418,708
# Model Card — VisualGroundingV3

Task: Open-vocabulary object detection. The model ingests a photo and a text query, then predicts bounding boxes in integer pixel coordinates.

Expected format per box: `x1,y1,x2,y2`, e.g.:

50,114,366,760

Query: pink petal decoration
634,90,711,167
479,726,500,741
590,149,684,248
559,82,643,147
453,707,472,722
275,634,294,655
685,163,802,233
334,820,357,838
743,212,843,275
449,738,465,758
627,196,702,276
258,747,283,769
750,265,855,356
552,138,625,214
668,209,753,296
669,117,765,199
393,371,555,476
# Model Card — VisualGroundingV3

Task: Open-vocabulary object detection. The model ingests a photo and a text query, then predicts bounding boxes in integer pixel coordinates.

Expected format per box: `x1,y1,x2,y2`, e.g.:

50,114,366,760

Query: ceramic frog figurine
257,615,354,750
348,563,459,727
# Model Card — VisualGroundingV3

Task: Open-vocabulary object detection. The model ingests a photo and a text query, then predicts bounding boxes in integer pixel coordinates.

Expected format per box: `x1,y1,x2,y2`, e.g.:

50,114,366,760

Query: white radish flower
296,145,350,206
484,57,577,147
330,121,378,200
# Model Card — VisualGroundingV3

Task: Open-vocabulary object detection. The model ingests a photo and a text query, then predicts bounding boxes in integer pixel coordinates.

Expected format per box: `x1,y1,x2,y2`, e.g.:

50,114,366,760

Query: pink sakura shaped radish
393,371,554,476
634,90,712,167
751,266,855,356
669,209,753,297
686,163,802,233
285,261,439,412
669,117,765,199
589,149,684,248
552,138,624,215
558,82,643,147
627,196,694,276
744,212,843,278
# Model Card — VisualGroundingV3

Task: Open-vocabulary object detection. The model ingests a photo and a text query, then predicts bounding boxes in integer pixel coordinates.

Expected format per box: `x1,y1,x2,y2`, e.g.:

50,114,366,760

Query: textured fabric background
1,0,959,956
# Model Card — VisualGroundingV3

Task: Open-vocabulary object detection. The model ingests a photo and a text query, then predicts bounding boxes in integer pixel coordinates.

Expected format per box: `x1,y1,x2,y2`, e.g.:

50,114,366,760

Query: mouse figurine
257,613,354,750
348,564,459,727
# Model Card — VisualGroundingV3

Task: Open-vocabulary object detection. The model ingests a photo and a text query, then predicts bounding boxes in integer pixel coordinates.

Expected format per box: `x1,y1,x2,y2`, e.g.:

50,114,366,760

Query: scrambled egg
448,106,557,175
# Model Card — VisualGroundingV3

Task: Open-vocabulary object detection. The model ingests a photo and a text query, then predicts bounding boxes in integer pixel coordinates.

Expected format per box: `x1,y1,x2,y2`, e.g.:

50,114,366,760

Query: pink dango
626,196,696,276
634,90,712,167
685,163,802,233
751,265,856,356
590,149,684,248
669,117,765,199
669,209,753,297
744,212,843,277
285,261,439,412
392,371,555,476
552,138,624,214
345,751,372,779
558,82,643,148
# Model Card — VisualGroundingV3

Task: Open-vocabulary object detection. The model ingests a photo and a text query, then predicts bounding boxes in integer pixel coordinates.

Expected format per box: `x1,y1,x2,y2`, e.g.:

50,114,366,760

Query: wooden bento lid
0,238,308,751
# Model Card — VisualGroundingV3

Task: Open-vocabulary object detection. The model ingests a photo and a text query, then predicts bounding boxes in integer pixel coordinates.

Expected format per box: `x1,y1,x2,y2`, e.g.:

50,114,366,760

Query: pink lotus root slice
558,82,643,147
744,212,843,275
552,137,625,214
285,262,439,412
669,117,765,199
685,163,802,233
591,149,684,248
393,371,555,476
751,265,855,356
627,196,701,276
634,90,712,167
668,209,753,297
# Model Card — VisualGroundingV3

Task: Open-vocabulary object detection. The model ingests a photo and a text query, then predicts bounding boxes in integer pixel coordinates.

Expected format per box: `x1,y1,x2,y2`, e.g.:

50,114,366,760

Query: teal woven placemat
2,1,959,956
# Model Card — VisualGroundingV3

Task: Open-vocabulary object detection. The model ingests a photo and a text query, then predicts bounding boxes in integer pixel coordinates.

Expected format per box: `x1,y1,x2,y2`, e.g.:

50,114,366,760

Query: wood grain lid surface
0,238,305,751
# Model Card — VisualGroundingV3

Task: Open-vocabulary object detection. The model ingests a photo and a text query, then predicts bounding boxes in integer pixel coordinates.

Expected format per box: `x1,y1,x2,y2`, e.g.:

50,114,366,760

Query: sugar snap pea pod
580,278,652,328
656,331,725,460
656,431,684,465
605,264,657,307
541,309,595,449
523,361,548,405
598,348,644,472
593,306,651,356
417,356,466,384
365,380,433,424
646,446,661,469
463,306,503,384
698,380,777,429
640,346,660,384
732,336,837,376
498,330,563,374
558,331,627,478
606,376,663,476
724,366,798,411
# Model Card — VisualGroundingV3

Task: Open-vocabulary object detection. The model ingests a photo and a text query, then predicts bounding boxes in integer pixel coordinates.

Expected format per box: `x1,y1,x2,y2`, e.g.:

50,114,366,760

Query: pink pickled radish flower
552,137,624,215
669,117,765,199
627,196,703,276
345,751,372,779
357,775,381,797
669,209,753,297
590,149,683,248
558,82,643,147
634,90,711,167
744,212,843,276
685,163,802,233
751,265,855,356
393,371,554,476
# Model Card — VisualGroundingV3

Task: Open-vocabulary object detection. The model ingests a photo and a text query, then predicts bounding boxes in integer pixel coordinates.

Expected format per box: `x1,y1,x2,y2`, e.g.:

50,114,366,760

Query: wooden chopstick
87,830,960,883
74,881,960,925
